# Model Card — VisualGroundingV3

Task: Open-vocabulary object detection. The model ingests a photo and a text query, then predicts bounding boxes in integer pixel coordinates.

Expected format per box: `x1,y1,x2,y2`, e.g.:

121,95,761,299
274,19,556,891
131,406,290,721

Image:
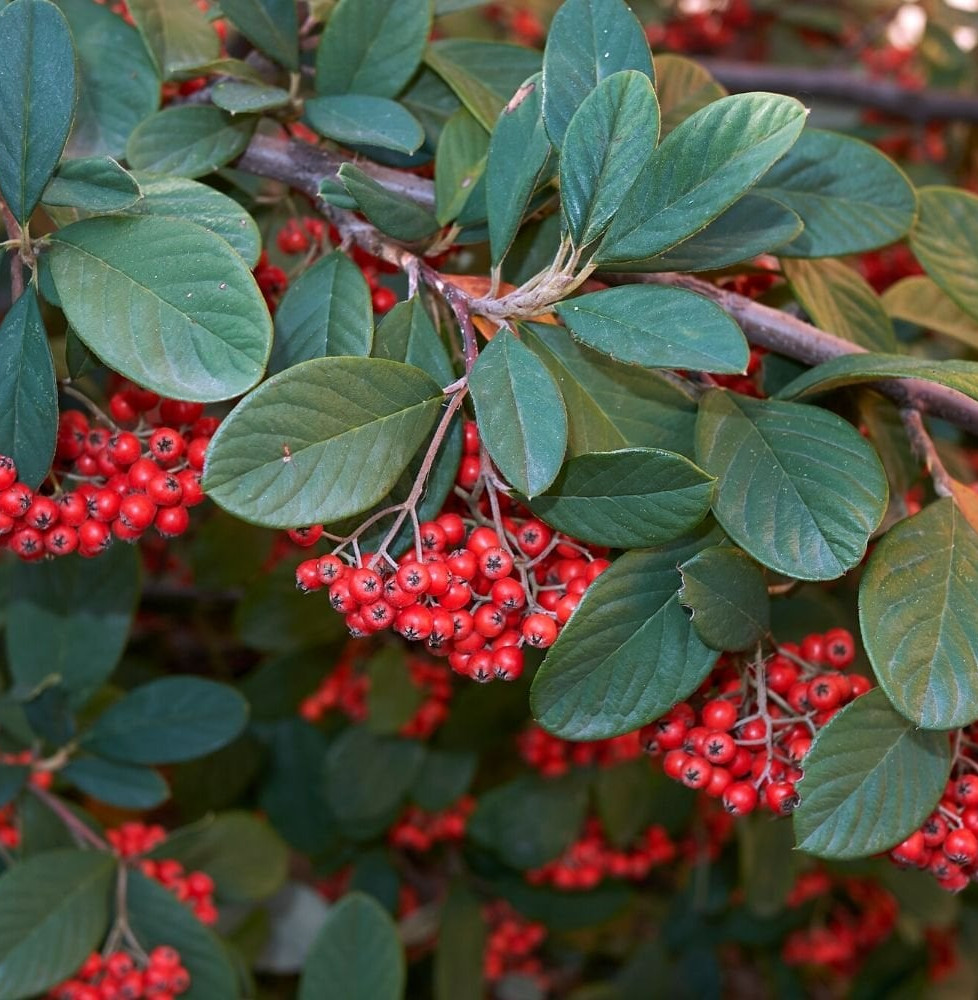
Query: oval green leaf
203,356,444,527
220,0,298,71
883,275,978,351
211,81,291,115
42,156,141,212
794,688,952,858
49,215,272,401
695,390,887,580
654,53,726,134
305,94,425,155
435,109,489,225
339,163,440,241
63,756,170,810
125,0,219,78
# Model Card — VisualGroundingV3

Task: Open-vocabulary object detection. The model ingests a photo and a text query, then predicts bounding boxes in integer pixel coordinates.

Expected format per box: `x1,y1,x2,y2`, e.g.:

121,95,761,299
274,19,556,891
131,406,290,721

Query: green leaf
269,252,373,375
62,756,170,810
530,532,721,740
42,156,141,212
678,546,770,651
5,544,140,707
486,73,552,266
695,391,887,580
758,129,917,258
306,95,425,155
882,275,978,351
794,689,951,858
0,0,76,225
127,172,261,266
126,871,238,1000
125,0,219,78
325,727,426,840
316,0,431,97
738,814,797,917
204,357,443,527
0,849,114,1000
366,647,425,735
781,258,896,351
411,750,477,812
555,285,749,374
653,53,725,134
49,215,272,401
774,353,978,404
299,892,405,1000
541,0,653,147
594,760,659,848
220,0,298,71
425,39,542,130
434,109,489,225
468,329,567,497
469,773,588,869
434,884,486,1000
211,81,291,115
55,0,159,159
596,93,806,265
561,70,658,248
151,812,288,903
83,677,249,764
521,322,698,457
0,767,27,810
526,448,713,548
0,289,57,490
909,187,978,323
860,499,978,729
126,106,255,178
339,163,440,241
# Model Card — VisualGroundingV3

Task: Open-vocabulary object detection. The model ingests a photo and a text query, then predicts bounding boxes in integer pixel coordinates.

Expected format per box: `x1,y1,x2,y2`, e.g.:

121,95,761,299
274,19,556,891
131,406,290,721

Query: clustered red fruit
48,946,190,1000
518,726,643,777
644,0,754,54
389,796,475,852
482,901,548,987
526,817,675,890
294,423,608,683
640,629,869,817
107,823,218,925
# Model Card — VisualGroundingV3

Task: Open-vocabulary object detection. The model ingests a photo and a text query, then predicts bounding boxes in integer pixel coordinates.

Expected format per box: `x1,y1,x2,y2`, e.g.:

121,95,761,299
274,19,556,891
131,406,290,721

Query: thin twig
901,408,954,497
30,785,109,851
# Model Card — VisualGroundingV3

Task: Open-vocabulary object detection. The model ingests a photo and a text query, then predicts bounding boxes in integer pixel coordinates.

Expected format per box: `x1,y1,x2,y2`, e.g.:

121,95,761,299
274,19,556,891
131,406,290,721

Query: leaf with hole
306,95,425,155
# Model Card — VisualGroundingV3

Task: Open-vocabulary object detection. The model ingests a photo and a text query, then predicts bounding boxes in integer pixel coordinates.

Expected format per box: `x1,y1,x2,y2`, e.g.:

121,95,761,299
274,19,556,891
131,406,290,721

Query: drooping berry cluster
389,796,475,852
518,726,643,778
107,823,218,925
48,947,190,1000
640,629,869,817
482,901,548,988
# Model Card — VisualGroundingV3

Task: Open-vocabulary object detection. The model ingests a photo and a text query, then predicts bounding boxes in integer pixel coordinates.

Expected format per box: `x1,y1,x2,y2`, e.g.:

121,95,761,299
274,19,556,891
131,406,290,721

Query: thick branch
699,58,978,125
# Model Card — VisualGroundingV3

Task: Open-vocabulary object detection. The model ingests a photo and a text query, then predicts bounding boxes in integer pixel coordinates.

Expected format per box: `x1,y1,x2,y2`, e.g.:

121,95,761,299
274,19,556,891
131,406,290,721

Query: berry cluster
644,0,754,54
483,901,548,987
640,629,869,817
389,796,475,852
107,823,218,925
518,726,643,778
526,818,675,890
48,947,190,1000
294,423,608,683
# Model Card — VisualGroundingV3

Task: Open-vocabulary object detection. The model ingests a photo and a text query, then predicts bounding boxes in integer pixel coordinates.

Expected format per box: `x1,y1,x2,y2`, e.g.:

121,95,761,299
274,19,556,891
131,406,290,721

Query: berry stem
30,784,110,852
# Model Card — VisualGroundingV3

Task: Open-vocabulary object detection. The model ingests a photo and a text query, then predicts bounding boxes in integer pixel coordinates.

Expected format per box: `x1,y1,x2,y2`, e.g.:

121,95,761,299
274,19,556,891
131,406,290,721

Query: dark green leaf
306,95,425,155
695,390,887,580
526,447,713,547
0,289,57,490
794,689,951,858
50,215,271,401
127,871,238,1000
220,0,298,70
269,252,373,375
21,681,74,747
561,71,658,248
909,187,978,323
0,0,77,225
678,546,770,651
0,849,114,1000
56,0,159,159
555,285,749,374
411,750,477,812
758,129,917,258
594,760,659,847
401,67,462,143
596,93,806,265
339,163,440,241
738,815,797,917
373,296,452,382
496,876,631,932
211,81,291,115
204,356,443,527
434,109,488,224
860,499,978,729
530,532,721,740
468,329,567,497
63,756,170,809
64,328,99,380
882,275,978,351
366,646,424,735
125,0,219,78
0,767,27,810
83,677,249,764
541,0,653,146
42,156,141,212
6,544,139,707
782,257,896,351
654,53,725,134
425,39,542,130
298,892,405,1000
126,106,255,178
468,773,588,869
435,884,486,1000
316,0,431,97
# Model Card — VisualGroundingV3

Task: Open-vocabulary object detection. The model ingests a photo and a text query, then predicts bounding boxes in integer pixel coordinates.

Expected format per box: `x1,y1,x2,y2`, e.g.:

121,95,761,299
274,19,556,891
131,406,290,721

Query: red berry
119,493,157,532
701,698,738,732
722,781,759,815
371,287,397,313
148,427,185,466
155,505,190,538
521,613,558,648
